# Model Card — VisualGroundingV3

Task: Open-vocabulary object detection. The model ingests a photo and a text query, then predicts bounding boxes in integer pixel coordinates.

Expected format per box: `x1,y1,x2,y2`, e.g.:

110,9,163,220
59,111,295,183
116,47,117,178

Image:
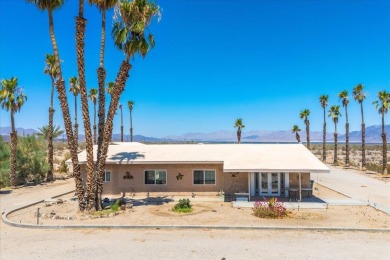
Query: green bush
0,135,49,187
57,160,69,173
172,198,192,213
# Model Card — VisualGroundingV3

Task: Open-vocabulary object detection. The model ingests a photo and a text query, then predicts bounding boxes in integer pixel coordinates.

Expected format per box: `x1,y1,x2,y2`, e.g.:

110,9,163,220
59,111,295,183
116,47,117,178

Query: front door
260,173,280,196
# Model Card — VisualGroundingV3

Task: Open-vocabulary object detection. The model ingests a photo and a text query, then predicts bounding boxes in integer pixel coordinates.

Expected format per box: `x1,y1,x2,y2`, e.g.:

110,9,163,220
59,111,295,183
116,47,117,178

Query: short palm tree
88,88,98,144
234,118,245,144
37,125,64,140
338,90,350,167
373,90,390,174
128,100,134,142
299,109,310,149
353,84,366,170
107,82,114,95
319,95,329,162
44,53,59,181
0,77,27,187
69,76,80,148
292,125,301,143
328,105,341,165
95,0,160,210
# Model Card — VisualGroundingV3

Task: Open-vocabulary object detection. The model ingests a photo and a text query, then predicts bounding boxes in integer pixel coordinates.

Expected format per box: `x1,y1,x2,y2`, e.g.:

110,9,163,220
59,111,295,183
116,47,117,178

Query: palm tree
88,1,117,194
373,90,390,174
328,105,341,165
118,103,124,142
96,0,160,210
234,118,245,144
353,84,366,170
128,100,134,142
69,77,80,148
299,109,310,149
107,81,114,95
0,77,27,187
27,0,86,211
44,53,59,181
88,88,98,144
319,95,329,162
37,125,64,139
338,90,350,167
292,125,301,143
75,0,96,210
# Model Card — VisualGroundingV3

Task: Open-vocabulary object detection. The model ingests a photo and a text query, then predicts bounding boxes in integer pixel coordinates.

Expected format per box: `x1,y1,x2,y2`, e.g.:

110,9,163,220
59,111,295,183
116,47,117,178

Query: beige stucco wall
289,172,311,188
80,163,248,196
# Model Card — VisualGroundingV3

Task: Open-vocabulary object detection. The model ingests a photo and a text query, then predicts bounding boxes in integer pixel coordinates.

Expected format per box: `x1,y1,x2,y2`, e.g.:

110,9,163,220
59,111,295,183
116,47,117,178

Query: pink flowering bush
253,197,287,219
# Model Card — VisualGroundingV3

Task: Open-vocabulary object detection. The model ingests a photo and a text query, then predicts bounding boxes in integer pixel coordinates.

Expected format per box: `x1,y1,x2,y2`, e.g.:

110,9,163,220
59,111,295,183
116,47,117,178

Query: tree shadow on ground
0,189,12,195
109,152,145,163
102,197,174,208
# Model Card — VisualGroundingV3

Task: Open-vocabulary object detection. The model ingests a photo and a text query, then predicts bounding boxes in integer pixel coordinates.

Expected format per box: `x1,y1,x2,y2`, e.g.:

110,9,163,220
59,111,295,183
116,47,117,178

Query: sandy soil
8,184,389,229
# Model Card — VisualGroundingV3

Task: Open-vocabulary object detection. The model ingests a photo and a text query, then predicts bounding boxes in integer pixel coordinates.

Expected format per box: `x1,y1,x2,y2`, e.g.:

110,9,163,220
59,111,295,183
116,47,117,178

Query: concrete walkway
312,165,390,214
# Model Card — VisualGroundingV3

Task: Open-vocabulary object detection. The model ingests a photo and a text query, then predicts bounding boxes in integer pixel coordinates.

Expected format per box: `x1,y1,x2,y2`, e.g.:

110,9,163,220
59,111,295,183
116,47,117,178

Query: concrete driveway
313,165,390,213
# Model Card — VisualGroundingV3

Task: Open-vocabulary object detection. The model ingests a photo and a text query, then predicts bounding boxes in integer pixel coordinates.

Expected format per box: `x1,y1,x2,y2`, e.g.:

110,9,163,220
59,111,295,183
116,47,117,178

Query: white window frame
104,170,111,182
193,169,216,185
144,169,167,185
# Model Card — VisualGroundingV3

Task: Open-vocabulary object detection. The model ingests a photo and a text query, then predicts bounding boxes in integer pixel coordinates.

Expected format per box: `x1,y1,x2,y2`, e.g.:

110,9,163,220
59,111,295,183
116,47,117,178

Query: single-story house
73,142,329,201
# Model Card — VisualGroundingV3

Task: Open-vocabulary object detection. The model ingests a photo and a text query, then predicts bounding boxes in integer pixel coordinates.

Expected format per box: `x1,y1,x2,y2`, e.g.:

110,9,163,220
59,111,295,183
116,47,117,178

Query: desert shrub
57,160,69,173
366,163,390,174
172,198,192,213
0,136,10,187
253,197,287,219
63,151,71,161
110,199,125,211
16,135,49,183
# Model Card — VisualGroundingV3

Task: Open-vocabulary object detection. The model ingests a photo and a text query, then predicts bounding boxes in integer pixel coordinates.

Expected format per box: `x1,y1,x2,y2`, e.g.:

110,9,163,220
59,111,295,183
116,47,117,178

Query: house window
193,170,216,185
145,170,167,185
104,170,111,182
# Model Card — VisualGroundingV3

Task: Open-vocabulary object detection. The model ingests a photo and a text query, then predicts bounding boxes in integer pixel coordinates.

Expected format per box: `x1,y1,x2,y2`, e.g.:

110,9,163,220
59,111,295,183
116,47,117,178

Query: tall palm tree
353,84,366,170
88,1,117,195
328,105,341,165
128,100,134,142
292,125,301,143
43,53,59,181
107,81,114,95
75,0,96,210
234,118,245,144
338,90,350,167
319,95,329,162
88,88,98,145
96,0,160,210
118,103,124,142
69,77,80,148
37,125,64,139
0,77,27,187
373,90,390,174
27,0,86,211
299,109,310,149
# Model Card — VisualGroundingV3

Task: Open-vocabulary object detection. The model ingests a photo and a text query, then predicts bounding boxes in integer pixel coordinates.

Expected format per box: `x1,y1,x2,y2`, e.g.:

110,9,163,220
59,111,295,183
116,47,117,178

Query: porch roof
74,142,329,173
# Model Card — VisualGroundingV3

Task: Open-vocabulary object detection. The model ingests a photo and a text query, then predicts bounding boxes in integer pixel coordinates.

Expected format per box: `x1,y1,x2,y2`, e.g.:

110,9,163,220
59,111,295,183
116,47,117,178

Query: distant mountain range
1,125,388,143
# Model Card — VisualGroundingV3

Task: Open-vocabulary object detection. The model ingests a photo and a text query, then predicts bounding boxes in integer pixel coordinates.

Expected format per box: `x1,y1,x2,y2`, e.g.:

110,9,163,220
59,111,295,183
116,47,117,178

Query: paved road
313,165,390,213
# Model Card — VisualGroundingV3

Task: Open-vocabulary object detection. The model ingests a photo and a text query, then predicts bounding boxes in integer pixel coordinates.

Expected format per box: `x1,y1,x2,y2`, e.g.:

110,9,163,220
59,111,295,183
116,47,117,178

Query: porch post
299,172,302,201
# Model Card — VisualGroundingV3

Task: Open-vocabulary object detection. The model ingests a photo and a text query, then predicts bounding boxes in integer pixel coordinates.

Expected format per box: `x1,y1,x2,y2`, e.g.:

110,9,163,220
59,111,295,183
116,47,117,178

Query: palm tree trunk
334,123,338,165
48,8,85,211
360,102,366,170
96,60,132,210
76,13,96,210
306,120,310,150
120,107,123,142
345,106,349,167
10,111,17,187
322,108,326,162
130,110,133,142
93,103,97,145
296,132,300,143
382,112,387,174
46,77,55,181
74,95,78,149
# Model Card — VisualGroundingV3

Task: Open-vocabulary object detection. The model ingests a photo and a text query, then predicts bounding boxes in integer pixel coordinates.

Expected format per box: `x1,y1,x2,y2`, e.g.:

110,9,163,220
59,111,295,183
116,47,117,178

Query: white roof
74,142,329,173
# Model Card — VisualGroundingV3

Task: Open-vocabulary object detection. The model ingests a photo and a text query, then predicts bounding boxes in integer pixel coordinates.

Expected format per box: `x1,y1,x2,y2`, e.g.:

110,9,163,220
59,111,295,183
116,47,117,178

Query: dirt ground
8,184,389,229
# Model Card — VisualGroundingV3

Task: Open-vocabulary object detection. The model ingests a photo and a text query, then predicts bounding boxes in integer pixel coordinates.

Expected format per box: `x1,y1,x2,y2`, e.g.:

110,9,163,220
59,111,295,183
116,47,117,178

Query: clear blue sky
0,0,389,137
